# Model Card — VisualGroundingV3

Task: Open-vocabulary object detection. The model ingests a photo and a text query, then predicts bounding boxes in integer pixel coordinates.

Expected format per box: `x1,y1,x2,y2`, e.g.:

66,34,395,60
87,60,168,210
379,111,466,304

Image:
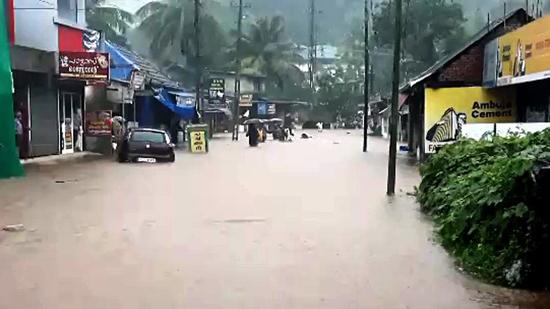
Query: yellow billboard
424,87,516,153
496,14,550,86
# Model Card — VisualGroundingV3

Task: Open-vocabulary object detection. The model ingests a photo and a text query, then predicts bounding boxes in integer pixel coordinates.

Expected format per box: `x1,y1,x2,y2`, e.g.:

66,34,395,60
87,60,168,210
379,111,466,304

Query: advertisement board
483,39,499,88
208,78,225,104
424,87,516,153
85,110,112,136
190,131,207,153
59,52,110,80
483,14,550,87
240,94,253,107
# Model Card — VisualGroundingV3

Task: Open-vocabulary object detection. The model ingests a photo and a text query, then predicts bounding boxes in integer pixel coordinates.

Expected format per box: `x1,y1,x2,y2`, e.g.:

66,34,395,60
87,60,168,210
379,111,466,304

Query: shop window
58,0,77,23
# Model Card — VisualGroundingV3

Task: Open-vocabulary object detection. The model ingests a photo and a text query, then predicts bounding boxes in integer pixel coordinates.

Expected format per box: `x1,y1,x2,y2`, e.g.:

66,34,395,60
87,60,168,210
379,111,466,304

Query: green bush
417,128,550,289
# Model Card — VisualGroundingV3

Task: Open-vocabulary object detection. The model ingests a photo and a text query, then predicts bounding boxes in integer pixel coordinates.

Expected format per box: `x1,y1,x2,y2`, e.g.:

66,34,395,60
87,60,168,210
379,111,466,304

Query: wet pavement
1,130,549,308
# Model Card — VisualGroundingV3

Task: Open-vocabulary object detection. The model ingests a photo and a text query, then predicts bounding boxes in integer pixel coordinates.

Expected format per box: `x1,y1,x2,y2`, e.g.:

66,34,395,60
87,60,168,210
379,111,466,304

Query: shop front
58,87,84,154
10,47,59,158
57,51,110,154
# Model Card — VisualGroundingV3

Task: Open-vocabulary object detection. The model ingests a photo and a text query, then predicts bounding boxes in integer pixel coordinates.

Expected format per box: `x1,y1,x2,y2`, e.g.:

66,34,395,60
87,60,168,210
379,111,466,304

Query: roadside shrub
417,129,550,289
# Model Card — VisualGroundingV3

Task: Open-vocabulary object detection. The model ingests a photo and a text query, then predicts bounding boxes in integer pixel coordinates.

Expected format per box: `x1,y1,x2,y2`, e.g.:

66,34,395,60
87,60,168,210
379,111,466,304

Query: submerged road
1,130,549,308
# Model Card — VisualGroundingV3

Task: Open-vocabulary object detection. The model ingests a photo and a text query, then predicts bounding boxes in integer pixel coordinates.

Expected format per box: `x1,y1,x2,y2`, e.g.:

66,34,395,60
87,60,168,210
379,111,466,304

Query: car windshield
131,131,165,143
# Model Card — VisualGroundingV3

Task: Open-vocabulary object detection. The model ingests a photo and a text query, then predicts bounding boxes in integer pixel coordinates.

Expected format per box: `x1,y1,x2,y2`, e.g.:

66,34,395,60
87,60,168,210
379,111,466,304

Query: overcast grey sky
106,0,151,13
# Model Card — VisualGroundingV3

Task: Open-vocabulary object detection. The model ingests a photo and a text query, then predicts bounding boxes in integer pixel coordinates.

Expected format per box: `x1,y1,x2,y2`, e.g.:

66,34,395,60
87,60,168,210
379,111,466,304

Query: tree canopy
239,16,304,91
135,0,228,70
373,0,467,76
86,0,133,46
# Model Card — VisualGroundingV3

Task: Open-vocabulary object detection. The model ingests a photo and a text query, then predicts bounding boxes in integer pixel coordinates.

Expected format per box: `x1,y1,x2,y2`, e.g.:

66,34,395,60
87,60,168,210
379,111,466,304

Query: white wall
462,123,550,140
14,0,87,52
14,0,58,51
223,76,257,94
77,0,86,24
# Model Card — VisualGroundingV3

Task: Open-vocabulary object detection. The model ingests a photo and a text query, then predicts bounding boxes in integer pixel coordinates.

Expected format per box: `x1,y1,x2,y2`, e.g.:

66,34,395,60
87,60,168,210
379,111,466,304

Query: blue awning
106,41,137,82
154,88,196,120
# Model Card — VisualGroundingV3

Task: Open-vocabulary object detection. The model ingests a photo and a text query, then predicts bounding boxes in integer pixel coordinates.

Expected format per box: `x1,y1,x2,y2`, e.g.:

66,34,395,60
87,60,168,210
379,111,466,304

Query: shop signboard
187,124,208,153
240,94,253,107
483,14,550,87
267,103,276,115
424,87,516,153
59,52,110,80
257,102,268,115
85,110,113,136
190,131,207,153
131,70,146,90
208,78,225,104
483,39,499,88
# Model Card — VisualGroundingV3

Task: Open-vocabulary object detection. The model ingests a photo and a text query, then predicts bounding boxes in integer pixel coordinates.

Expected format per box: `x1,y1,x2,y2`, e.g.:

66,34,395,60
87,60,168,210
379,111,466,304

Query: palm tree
86,0,133,46
239,16,304,90
136,0,227,68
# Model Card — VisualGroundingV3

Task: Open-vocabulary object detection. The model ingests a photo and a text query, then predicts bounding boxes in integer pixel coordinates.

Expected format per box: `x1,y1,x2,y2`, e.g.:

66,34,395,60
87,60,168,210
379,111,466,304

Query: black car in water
117,128,175,163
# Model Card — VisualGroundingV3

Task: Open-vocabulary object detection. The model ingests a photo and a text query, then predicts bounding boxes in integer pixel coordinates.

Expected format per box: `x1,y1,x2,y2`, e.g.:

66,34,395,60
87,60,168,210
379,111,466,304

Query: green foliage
86,0,134,46
418,130,550,288
315,66,361,122
373,0,467,75
136,0,228,70
241,0,362,45
239,16,304,91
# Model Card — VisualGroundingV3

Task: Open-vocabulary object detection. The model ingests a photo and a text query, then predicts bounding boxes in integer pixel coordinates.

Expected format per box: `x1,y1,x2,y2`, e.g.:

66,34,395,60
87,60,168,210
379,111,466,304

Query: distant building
296,45,340,75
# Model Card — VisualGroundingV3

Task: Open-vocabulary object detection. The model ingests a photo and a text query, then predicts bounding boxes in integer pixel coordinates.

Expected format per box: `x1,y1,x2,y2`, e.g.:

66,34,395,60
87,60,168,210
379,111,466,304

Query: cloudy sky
106,0,151,13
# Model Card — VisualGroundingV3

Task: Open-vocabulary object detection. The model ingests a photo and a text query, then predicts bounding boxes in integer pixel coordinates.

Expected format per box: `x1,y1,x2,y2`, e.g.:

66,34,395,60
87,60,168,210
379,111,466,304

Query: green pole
0,1,24,179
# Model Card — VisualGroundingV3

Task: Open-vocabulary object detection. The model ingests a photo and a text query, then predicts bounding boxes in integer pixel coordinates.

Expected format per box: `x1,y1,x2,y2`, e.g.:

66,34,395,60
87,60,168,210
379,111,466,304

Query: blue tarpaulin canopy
106,41,136,82
154,88,196,120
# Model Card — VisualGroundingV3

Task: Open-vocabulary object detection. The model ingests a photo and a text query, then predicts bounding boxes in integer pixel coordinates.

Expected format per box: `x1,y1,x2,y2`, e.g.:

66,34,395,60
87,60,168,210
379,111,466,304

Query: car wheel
117,152,127,163
168,153,175,163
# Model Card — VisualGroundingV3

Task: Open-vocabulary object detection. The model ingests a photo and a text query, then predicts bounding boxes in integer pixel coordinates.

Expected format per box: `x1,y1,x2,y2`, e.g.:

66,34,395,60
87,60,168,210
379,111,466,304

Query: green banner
0,1,24,178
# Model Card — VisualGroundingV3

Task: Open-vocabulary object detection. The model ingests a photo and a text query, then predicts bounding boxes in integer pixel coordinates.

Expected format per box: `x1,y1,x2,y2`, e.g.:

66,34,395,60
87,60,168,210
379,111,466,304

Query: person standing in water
247,123,259,147
14,111,23,158
284,113,295,137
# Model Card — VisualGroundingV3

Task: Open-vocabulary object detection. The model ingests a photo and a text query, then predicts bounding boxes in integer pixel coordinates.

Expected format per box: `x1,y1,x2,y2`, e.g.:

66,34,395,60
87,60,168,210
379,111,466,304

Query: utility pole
232,0,249,141
387,0,402,196
194,0,201,122
363,0,370,152
309,0,317,104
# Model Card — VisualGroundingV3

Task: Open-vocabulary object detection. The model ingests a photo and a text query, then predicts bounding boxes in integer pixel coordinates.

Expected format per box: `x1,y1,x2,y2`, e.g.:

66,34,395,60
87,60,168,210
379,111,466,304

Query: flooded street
1,130,549,308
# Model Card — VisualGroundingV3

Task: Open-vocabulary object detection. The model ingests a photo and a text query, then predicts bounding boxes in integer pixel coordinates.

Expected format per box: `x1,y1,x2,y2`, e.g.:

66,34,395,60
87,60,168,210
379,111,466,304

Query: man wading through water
284,113,295,138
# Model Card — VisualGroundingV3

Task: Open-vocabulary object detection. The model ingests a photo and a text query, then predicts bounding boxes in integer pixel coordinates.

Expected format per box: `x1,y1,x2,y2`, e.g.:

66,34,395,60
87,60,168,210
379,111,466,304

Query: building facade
400,9,531,160
8,0,111,158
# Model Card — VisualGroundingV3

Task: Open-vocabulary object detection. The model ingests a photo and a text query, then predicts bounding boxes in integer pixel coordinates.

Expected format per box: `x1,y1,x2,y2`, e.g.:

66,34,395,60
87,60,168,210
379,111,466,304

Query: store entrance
59,92,83,154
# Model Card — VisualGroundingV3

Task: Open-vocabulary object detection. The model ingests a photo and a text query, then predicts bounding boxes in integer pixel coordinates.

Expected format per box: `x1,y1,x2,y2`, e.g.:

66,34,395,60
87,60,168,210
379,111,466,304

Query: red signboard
6,0,15,44
58,26,85,52
59,52,110,80
85,110,113,136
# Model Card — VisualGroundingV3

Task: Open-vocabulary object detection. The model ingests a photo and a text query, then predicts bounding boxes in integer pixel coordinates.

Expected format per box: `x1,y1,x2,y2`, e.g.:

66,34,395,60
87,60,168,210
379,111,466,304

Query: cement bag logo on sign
424,87,516,153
